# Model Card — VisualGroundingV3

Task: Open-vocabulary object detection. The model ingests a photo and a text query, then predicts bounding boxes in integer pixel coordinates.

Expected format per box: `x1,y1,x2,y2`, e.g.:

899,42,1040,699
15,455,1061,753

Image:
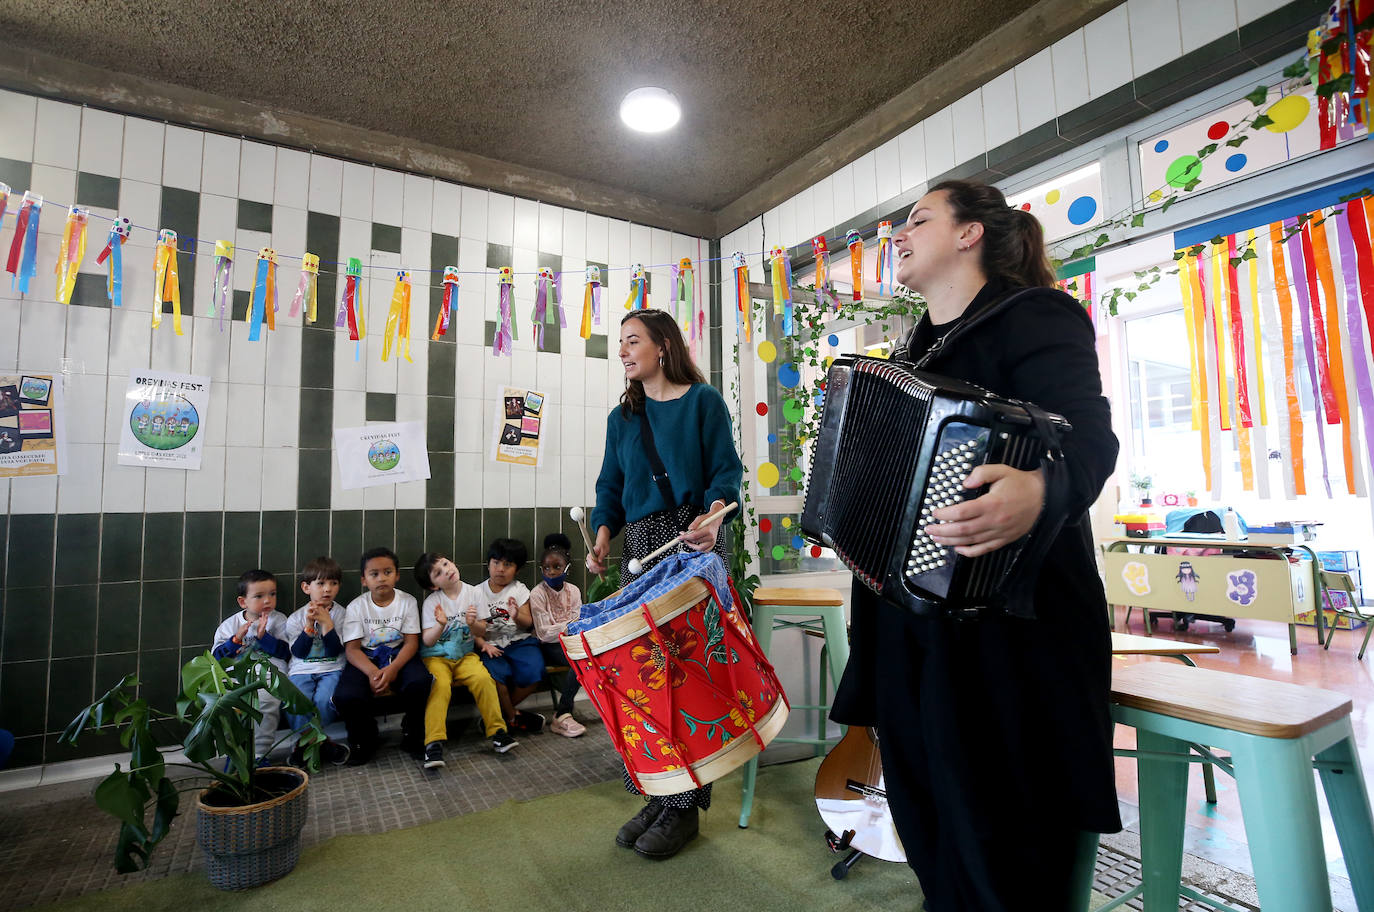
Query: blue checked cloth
567,552,733,635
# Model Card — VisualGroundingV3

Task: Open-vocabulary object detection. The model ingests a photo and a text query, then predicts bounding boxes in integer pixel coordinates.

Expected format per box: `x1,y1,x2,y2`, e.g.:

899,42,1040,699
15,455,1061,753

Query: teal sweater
592,383,743,538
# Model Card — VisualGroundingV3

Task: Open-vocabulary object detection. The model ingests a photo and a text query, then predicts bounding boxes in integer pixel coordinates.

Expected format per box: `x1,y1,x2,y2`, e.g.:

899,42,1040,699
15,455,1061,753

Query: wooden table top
1111,632,1221,656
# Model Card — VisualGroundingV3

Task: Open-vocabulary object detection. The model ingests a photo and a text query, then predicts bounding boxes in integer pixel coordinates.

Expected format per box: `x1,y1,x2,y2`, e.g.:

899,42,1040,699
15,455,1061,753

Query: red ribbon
1225,235,1252,428
5,202,31,276
1300,221,1341,424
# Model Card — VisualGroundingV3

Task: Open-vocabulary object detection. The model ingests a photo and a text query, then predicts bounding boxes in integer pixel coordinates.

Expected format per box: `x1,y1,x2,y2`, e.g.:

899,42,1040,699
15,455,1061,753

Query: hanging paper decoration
732,251,751,342
247,246,276,342
1334,208,1374,492
494,266,515,357
382,270,412,363
209,240,233,330
812,236,838,310
6,192,42,294
0,182,8,229
95,217,132,309
875,221,894,295
53,206,89,305
531,266,562,350
769,246,793,336
675,258,694,331
625,263,648,310
433,266,458,340
290,253,320,323
581,264,601,339
1265,223,1304,497
151,229,184,335
336,257,364,340
846,229,864,303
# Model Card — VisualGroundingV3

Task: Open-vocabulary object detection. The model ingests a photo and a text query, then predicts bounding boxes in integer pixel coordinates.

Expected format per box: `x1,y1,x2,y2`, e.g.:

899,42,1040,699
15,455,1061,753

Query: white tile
274,148,310,210
162,126,203,191
227,319,267,385
1182,0,1236,54
265,324,302,387
951,92,987,166
585,213,609,261
28,165,76,217
432,180,461,236
395,477,426,510
894,122,927,198
854,152,882,215
238,141,276,203
1052,31,1092,115
332,389,365,431
65,305,110,376
874,138,901,205
402,173,433,230
63,372,108,444
1014,49,1058,132
104,373,127,443
333,333,368,391
225,382,265,447
537,202,564,255
1085,8,1133,99
201,134,241,197
18,299,67,370
562,209,586,259
260,447,298,510
1126,0,1183,77
0,89,36,161
363,481,394,510
33,99,81,169
607,219,630,265
306,154,343,216
487,192,515,246
119,117,165,186
365,338,398,392
1237,0,1288,24
372,168,404,226
459,186,488,242
341,162,374,221
981,72,1020,152
0,300,17,368
201,376,228,446
150,312,193,373
102,443,146,512
185,444,226,510
117,179,160,247
223,446,263,511
143,465,186,512
791,185,815,240
777,197,798,248
810,176,834,236
513,197,539,250
330,454,364,510
482,462,510,507
509,465,535,507
58,443,105,512
10,473,57,513
190,315,231,382
924,105,956,179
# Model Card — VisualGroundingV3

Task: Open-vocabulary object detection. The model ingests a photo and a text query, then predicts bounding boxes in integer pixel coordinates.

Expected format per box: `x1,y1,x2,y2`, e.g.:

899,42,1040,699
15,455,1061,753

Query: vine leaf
1250,113,1275,130
1282,57,1309,79
1225,135,1249,148
1130,213,1146,228
1244,85,1270,106
1160,195,1179,214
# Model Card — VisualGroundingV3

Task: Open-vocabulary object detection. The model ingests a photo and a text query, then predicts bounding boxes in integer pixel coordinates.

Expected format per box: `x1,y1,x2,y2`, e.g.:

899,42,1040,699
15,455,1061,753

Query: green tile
428,342,457,395
299,390,334,447
223,511,262,574
425,508,456,561
586,334,608,359
75,171,120,210
298,449,332,510
51,585,98,658
160,187,199,298
331,511,363,574
48,656,95,735
301,326,335,389
396,509,426,570
8,514,55,589
184,511,223,578
47,726,123,764
99,514,144,583
139,648,182,711
295,510,331,568
0,516,7,591
238,199,273,233
507,509,536,564
232,289,251,321
535,507,562,555
486,243,511,268
70,272,112,308
431,232,459,268
455,508,483,563
142,512,184,581
140,581,182,652
427,395,455,455
97,583,140,654
306,211,341,309
365,392,396,421
1239,0,1325,57
459,563,486,588
0,158,33,194
371,223,401,253
338,571,362,605
261,510,296,573
536,321,561,353
484,320,497,348
2,588,52,663
55,513,100,585
363,510,395,549
181,577,223,647
426,445,454,508
1133,33,1248,113
94,651,138,694
984,121,1071,178
1058,83,1148,143
0,661,48,736
480,508,508,550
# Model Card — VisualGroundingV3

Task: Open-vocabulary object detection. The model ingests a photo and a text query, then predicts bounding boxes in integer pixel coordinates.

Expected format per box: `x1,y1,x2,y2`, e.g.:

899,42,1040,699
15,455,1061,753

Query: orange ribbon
1309,211,1356,492
1269,222,1306,495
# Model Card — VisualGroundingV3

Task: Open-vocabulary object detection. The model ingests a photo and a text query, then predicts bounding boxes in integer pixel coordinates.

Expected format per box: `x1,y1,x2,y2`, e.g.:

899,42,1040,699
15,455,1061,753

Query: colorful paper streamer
95,216,132,309
152,229,183,335
54,206,88,305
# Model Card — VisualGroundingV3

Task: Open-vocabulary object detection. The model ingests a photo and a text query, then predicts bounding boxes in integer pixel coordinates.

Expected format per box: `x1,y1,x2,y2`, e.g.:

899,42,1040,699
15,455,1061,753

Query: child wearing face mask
529,533,587,738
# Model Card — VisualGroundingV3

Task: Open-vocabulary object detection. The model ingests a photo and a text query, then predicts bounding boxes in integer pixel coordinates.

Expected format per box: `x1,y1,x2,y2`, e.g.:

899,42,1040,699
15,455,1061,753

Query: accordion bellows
801,356,1070,618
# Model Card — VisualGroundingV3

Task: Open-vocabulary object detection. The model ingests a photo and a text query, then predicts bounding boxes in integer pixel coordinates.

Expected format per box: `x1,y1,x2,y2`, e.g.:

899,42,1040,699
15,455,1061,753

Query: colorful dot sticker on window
757,340,777,363
755,402,768,416
827,334,839,347
760,518,773,533
1165,155,1202,188
810,545,822,558
756,462,780,488
1224,153,1247,172
783,399,804,423
781,517,792,528
1153,139,1169,153
1206,121,1229,140
792,535,804,549
1020,202,1031,211
1045,189,1061,205
771,545,786,560
789,466,803,481
767,432,777,443
1066,196,1097,226
778,363,801,388
1265,94,1310,132
1148,190,1163,202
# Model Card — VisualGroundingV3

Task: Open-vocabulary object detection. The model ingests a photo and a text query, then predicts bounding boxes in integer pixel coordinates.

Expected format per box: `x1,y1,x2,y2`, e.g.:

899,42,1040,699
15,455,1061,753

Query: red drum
562,552,789,796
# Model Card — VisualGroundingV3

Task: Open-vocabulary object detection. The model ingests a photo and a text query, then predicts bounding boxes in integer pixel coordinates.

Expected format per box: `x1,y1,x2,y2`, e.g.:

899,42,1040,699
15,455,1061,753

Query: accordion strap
997,401,1073,619
907,288,1042,369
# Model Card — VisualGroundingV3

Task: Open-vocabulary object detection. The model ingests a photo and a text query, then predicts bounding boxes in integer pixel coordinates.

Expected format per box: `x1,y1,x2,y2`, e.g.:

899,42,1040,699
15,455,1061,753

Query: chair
1320,570,1374,660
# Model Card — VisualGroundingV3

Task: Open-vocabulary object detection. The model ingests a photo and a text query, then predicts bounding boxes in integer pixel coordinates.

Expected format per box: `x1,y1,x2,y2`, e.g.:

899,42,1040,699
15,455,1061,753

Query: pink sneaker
550,713,586,738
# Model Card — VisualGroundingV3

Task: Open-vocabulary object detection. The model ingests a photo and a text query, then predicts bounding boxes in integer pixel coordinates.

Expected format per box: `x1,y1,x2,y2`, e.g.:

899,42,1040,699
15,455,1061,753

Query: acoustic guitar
814,725,906,865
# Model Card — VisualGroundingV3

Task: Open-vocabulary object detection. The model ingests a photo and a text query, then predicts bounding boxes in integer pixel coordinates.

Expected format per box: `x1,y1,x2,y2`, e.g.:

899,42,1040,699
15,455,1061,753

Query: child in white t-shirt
414,551,517,768
475,537,545,733
334,547,427,766
529,533,586,738
211,569,291,764
282,556,352,767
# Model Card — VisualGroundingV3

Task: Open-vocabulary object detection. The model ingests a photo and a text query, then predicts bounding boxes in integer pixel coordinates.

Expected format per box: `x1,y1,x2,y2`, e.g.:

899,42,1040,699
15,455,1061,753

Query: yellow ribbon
382,271,412,363
54,207,88,305
152,230,182,335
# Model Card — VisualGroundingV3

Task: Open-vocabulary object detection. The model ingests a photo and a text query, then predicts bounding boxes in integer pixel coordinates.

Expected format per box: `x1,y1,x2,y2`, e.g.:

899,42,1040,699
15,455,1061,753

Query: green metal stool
738,587,849,828
1106,662,1374,912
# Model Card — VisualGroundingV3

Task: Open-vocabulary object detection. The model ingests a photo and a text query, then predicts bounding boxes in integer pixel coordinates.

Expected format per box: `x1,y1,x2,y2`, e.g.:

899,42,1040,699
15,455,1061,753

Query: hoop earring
659,356,664,368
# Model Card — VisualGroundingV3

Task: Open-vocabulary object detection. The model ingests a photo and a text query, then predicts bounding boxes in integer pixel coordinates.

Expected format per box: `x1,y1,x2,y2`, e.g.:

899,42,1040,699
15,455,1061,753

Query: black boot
633,805,699,859
615,799,665,848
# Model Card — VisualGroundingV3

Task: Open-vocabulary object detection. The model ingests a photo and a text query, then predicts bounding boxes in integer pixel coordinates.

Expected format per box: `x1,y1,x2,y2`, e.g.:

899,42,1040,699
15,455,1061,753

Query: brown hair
930,179,1057,289
300,555,342,584
618,308,706,416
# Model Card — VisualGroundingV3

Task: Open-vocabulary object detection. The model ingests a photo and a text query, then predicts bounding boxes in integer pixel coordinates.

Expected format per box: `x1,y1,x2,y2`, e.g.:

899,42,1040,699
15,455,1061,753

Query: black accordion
801,356,1071,619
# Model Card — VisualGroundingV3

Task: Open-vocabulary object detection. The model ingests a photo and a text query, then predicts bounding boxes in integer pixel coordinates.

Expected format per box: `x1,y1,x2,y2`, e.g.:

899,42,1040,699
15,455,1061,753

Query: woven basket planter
195,767,310,891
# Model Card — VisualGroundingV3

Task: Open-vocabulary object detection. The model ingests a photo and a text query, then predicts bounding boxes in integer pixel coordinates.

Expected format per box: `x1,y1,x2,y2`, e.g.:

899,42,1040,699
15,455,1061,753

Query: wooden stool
1107,663,1374,911
738,587,849,829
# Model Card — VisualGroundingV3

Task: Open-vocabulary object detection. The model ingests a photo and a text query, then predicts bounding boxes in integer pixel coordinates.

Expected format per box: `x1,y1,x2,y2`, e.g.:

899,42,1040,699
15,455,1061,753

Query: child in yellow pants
414,552,517,768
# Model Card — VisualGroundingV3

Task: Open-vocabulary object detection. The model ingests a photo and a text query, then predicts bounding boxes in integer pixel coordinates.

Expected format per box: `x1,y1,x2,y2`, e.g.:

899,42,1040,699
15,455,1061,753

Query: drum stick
627,501,738,576
569,506,595,554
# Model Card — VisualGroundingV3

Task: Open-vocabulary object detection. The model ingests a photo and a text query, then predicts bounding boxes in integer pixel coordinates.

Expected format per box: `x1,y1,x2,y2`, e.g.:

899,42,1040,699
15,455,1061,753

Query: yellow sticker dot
823,355,834,369
781,517,792,528
756,462,780,488
1148,190,1163,202
757,340,777,363
1045,189,1061,205
1264,94,1310,133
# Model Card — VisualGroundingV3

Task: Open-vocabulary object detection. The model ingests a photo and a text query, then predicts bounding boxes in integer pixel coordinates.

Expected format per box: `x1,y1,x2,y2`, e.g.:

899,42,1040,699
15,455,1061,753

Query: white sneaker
551,713,587,738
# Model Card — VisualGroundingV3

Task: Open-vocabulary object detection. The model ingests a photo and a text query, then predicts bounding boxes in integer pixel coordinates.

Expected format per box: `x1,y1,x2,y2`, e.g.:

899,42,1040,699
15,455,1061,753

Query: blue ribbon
15,205,40,294
109,236,123,307
249,257,269,341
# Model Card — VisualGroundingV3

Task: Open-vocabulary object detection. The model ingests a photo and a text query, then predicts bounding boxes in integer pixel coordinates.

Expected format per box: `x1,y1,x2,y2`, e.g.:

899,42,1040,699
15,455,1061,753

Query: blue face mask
543,572,567,591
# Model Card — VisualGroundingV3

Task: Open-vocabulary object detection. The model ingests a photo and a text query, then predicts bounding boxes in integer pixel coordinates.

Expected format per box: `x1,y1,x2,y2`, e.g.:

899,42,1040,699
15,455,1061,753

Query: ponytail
930,180,1057,289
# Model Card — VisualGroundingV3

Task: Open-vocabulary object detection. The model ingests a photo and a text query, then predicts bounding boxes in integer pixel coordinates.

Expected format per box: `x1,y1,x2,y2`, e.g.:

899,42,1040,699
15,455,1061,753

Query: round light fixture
620,87,681,133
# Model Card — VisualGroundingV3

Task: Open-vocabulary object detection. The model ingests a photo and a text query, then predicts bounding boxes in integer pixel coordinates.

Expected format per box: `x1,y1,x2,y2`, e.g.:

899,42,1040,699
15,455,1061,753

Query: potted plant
1129,471,1154,507
61,650,328,890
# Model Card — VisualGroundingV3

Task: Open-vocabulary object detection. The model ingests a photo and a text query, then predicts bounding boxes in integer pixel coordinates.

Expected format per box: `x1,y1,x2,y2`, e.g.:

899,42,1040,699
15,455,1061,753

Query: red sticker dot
1020,202,1032,211
810,545,822,558
1206,121,1229,140
760,518,773,533
755,402,768,416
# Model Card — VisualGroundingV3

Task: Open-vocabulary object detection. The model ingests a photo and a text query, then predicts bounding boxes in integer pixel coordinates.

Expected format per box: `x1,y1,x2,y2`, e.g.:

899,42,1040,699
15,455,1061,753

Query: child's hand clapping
255,612,270,640
464,606,478,626
434,604,449,627
235,617,253,643
480,641,502,658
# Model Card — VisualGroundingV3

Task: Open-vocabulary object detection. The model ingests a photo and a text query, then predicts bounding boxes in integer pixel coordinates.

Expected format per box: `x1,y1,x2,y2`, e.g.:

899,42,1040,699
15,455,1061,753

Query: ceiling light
620,87,681,133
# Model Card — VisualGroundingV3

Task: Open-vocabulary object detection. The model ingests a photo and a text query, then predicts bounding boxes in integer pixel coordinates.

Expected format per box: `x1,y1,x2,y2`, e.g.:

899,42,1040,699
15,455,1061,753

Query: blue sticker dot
813,390,825,408
1066,196,1098,226
791,535,804,549
1153,139,1169,153
767,433,777,444
1224,153,1247,172
778,363,801,388
827,334,839,347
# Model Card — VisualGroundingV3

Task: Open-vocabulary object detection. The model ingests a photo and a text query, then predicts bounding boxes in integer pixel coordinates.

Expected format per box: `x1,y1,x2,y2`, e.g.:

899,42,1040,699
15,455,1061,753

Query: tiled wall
0,90,714,770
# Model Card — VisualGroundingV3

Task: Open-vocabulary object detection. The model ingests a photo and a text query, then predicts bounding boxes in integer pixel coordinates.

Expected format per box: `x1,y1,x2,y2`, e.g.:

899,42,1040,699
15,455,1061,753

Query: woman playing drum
586,307,743,859
830,180,1121,910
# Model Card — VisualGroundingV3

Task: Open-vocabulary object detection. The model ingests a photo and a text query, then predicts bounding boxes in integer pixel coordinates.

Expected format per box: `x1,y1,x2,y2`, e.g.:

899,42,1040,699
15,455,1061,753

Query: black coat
829,279,1122,909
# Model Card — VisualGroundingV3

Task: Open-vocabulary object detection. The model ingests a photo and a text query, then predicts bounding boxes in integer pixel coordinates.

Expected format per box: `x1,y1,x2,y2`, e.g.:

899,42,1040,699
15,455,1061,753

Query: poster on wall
334,421,431,490
0,372,66,478
117,370,211,470
490,385,549,467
